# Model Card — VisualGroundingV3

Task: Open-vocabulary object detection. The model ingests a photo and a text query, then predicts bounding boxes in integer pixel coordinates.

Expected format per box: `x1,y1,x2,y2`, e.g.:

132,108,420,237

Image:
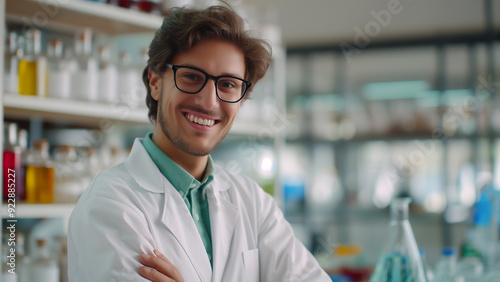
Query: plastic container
370,198,427,282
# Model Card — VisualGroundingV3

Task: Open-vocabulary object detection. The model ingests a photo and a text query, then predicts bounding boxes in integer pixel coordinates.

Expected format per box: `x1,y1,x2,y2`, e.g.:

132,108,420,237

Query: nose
194,78,219,109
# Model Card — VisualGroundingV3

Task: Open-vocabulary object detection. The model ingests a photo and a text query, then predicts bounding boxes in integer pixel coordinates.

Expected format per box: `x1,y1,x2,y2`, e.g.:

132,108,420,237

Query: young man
68,4,330,282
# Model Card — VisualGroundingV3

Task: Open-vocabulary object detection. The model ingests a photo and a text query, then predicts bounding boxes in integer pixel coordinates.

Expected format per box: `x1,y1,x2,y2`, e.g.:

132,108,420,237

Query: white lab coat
68,138,330,282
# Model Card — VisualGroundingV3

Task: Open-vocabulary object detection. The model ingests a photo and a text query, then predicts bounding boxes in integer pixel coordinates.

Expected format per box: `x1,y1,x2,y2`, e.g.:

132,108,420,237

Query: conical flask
370,198,428,282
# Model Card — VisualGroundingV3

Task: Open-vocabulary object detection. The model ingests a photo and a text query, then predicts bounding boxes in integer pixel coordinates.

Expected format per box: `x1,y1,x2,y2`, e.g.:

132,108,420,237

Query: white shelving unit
6,0,163,35
0,0,165,224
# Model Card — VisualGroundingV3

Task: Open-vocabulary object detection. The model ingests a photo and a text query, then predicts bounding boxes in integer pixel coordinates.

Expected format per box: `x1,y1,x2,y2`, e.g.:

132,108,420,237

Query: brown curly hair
142,4,273,123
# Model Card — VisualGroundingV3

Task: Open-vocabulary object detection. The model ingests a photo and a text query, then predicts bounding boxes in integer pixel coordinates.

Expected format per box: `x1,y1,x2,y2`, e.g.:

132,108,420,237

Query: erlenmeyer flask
370,198,428,282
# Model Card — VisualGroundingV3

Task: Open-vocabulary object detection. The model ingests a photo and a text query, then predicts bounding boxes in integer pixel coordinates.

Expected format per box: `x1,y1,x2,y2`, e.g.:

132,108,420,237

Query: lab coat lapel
162,192,212,282
128,139,212,281
208,176,239,282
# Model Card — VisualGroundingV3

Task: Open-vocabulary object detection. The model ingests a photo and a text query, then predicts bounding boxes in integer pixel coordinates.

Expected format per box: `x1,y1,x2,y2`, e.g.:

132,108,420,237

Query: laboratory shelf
1,203,75,231
6,0,163,34
0,203,75,219
4,93,150,125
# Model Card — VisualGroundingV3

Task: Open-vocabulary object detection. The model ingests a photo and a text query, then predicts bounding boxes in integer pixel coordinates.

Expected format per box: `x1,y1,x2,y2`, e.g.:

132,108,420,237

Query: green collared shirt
142,133,214,266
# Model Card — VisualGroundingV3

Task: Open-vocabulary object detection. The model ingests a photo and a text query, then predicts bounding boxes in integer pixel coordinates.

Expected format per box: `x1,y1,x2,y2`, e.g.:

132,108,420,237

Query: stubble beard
157,90,230,156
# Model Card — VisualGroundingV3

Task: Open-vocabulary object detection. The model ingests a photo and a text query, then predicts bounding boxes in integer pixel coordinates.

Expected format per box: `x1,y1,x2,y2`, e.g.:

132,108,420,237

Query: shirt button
208,254,212,260
189,183,196,188
194,213,200,221
179,191,184,196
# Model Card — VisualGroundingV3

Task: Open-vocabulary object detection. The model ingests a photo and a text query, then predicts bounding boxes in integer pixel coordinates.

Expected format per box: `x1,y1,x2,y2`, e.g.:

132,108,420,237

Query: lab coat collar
126,138,166,194
126,138,232,195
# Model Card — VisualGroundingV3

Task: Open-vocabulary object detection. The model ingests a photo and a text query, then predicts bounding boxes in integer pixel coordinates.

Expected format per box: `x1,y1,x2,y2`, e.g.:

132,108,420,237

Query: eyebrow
176,63,245,79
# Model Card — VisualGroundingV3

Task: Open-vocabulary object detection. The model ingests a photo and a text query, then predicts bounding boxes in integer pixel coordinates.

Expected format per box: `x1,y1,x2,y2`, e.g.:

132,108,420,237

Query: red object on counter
339,266,372,282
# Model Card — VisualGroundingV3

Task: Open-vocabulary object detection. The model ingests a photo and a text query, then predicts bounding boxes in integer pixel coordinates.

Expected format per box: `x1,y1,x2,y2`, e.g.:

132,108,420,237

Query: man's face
151,39,246,156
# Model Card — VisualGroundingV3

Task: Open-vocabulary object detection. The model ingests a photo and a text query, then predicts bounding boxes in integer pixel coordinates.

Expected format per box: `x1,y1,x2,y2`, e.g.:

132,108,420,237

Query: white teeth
186,114,215,127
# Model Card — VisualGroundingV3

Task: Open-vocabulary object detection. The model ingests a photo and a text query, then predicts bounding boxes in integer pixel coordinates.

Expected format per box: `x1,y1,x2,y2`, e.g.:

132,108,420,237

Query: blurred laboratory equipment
370,198,427,282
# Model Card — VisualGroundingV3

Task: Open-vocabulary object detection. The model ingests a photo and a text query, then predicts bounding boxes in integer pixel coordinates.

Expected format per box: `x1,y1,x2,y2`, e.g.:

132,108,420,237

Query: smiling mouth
185,113,217,127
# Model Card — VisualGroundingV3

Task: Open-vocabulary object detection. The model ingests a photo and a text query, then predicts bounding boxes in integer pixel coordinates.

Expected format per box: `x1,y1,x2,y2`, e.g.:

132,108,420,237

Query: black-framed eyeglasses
166,63,251,103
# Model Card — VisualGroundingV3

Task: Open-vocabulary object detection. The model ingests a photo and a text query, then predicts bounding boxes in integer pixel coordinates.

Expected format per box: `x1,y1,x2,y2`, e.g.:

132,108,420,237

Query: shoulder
81,162,136,200
71,162,143,218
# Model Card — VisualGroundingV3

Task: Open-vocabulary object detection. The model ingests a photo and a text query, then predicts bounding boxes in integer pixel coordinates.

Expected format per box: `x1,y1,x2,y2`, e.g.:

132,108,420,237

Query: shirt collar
142,132,214,197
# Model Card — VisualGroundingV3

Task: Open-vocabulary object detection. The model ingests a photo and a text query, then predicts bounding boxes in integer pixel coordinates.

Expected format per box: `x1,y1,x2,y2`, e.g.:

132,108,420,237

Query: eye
219,80,236,89
182,72,203,82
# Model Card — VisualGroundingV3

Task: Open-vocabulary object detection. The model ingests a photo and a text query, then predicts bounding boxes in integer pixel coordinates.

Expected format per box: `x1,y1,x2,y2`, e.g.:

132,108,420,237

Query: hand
139,249,185,282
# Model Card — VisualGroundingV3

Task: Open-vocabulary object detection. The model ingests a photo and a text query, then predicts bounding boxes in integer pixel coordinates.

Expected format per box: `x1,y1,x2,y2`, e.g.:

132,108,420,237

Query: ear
148,70,161,101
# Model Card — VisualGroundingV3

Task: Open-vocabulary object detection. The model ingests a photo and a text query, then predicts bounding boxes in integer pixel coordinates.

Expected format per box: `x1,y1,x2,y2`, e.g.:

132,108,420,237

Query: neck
151,130,208,181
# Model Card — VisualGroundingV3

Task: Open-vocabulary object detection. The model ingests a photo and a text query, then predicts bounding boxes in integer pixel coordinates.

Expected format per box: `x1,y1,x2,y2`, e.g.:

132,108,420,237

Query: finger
153,250,184,281
154,249,172,264
139,266,175,282
139,253,184,282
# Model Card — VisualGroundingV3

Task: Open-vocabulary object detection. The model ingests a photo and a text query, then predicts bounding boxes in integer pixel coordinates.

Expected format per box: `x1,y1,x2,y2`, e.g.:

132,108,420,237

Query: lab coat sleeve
68,195,153,282
255,185,331,282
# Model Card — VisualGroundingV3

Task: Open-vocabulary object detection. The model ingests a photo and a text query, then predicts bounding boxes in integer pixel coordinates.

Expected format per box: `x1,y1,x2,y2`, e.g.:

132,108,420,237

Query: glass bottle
3,122,21,202
117,51,140,107
18,29,40,96
419,248,434,282
97,45,118,103
370,198,427,282
4,31,19,93
53,145,85,203
433,247,457,282
82,146,100,188
26,139,55,204
47,39,70,99
17,128,28,200
16,233,30,282
58,236,68,282
70,28,98,101
28,239,60,282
